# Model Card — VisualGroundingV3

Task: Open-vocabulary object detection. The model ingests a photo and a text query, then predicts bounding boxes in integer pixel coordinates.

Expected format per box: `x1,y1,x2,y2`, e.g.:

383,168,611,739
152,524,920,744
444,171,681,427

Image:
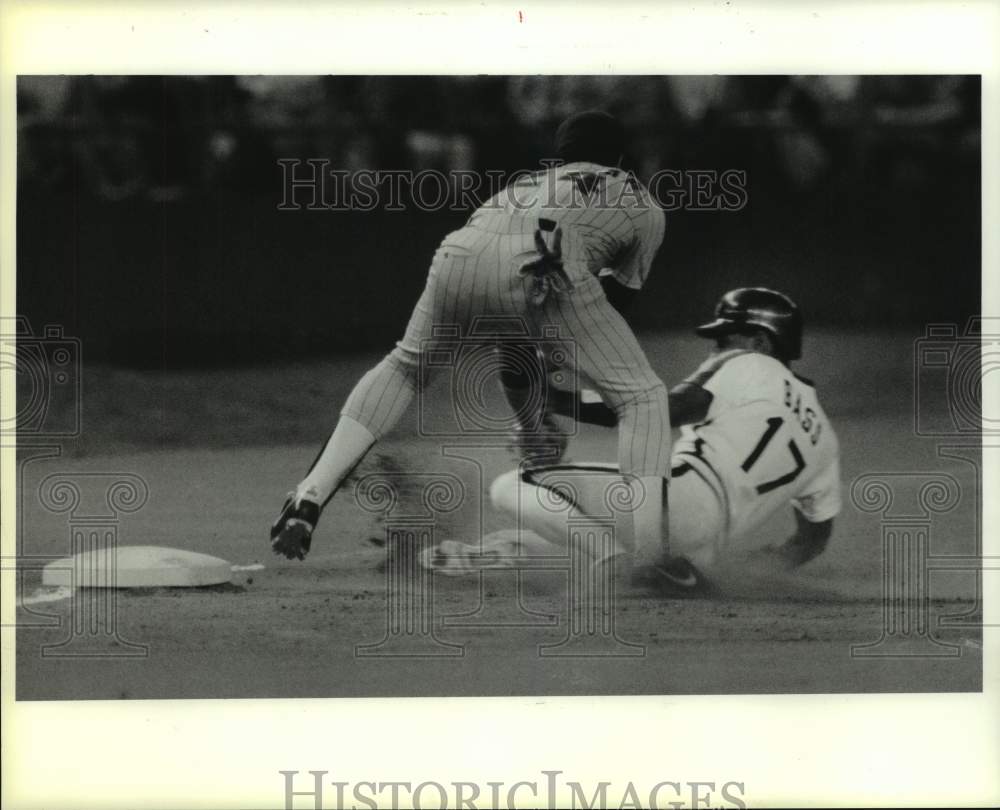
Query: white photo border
1,1,997,808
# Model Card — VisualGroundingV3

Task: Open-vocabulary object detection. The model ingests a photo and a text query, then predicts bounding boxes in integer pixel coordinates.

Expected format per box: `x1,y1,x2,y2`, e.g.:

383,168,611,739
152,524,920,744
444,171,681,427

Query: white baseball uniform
490,349,841,567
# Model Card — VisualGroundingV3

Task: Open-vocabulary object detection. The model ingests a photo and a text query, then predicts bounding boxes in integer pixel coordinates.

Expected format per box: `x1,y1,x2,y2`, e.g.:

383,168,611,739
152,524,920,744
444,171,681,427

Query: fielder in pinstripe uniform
271,110,689,582
424,289,842,595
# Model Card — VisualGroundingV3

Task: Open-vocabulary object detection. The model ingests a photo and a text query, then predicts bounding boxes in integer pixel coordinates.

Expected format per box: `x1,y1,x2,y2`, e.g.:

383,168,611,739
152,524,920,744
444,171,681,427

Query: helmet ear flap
780,307,804,360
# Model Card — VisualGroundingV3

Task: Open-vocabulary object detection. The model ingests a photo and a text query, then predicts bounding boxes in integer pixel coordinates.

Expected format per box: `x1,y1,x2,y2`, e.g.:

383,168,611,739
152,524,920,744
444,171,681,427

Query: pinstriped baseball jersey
293,154,671,527
465,161,666,290
341,163,672,480
673,350,841,540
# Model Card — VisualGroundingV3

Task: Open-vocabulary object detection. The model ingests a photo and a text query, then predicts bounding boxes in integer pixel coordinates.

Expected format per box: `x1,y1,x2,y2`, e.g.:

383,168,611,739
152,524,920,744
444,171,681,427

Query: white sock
295,414,376,507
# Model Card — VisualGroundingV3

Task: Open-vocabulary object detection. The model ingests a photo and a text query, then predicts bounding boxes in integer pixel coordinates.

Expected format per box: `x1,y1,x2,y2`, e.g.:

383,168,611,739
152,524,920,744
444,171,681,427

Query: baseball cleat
270,493,321,561
631,554,715,598
419,539,518,577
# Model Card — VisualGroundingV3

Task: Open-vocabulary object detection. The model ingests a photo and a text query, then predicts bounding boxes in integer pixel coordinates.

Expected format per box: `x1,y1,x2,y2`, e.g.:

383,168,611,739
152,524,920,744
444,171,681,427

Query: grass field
14,329,983,698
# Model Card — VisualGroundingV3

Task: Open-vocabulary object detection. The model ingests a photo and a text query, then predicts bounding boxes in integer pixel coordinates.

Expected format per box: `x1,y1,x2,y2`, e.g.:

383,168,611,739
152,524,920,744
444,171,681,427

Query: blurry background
17,75,980,368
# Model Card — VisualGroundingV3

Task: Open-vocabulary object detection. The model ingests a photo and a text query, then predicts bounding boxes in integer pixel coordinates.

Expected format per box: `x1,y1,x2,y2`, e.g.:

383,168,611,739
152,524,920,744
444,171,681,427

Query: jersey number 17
741,417,806,495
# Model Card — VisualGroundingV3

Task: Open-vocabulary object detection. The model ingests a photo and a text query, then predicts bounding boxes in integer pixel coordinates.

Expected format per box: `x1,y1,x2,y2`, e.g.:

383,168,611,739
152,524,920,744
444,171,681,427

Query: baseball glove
508,413,569,468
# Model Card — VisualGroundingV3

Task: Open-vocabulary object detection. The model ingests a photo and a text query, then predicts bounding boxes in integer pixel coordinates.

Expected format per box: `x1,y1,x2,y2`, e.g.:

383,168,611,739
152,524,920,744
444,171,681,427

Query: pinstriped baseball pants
341,228,671,478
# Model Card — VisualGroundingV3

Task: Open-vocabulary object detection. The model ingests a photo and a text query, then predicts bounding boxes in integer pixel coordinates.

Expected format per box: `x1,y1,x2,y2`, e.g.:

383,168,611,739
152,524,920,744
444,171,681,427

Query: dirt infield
14,330,983,698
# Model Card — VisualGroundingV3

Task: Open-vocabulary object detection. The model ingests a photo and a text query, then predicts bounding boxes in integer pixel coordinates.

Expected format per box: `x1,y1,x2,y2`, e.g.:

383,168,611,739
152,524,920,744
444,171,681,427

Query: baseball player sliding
271,110,690,581
424,289,842,595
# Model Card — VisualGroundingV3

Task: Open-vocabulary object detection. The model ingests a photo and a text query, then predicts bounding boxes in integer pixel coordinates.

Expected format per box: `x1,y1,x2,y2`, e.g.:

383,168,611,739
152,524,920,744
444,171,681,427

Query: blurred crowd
18,75,979,202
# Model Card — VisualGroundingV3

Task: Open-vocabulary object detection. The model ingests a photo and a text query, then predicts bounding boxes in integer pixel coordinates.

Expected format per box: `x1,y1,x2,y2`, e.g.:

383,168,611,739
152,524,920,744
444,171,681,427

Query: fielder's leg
272,245,471,560
537,273,671,566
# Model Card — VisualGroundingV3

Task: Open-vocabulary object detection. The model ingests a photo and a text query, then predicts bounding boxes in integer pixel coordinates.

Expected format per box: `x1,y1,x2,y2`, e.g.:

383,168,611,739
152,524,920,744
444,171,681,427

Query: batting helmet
695,287,803,361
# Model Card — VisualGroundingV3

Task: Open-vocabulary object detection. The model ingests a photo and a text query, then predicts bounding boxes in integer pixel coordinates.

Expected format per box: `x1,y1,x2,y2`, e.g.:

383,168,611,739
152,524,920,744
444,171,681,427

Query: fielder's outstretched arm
541,380,714,429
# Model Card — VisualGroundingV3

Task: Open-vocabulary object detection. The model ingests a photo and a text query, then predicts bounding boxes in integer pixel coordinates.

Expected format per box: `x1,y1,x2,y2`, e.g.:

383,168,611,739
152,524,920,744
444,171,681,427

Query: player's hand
518,227,574,305
508,413,568,468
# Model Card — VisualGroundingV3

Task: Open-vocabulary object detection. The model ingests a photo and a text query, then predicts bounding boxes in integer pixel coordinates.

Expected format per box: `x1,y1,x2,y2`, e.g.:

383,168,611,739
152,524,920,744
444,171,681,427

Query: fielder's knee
382,343,434,391
341,350,422,439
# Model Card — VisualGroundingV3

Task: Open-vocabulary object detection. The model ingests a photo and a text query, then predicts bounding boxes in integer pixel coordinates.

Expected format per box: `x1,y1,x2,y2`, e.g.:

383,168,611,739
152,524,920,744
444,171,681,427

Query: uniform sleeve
793,456,842,523
684,351,776,418
604,199,665,290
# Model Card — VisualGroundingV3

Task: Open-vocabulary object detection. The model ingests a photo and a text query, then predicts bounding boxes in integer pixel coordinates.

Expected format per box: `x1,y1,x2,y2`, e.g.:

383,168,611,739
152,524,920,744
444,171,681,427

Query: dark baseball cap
554,110,625,166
